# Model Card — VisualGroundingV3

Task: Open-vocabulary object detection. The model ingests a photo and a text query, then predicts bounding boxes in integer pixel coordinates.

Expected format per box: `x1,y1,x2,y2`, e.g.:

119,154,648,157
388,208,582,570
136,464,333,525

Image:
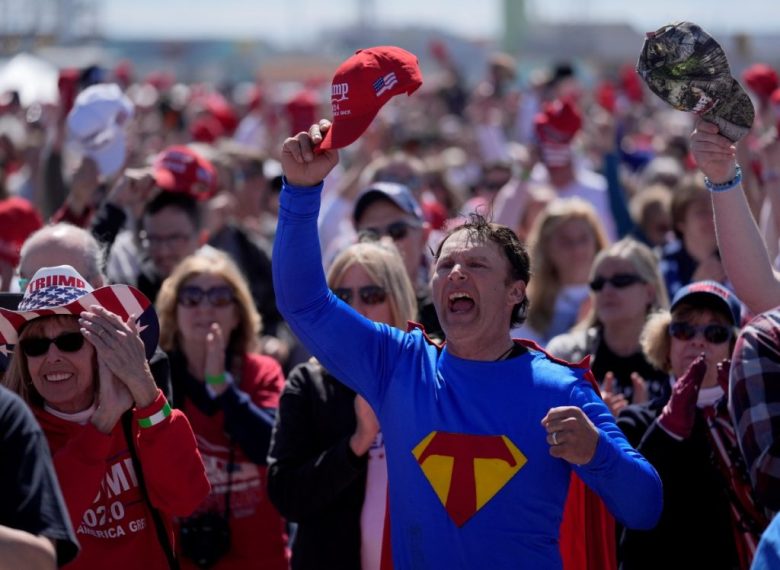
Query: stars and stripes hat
318,46,423,151
0,265,160,363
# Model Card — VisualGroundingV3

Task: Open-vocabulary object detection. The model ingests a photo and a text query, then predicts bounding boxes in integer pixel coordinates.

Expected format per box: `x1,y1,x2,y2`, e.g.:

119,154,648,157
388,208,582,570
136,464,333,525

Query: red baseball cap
0,197,43,267
153,145,218,201
286,89,320,137
319,46,423,151
743,63,779,99
534,99,582,144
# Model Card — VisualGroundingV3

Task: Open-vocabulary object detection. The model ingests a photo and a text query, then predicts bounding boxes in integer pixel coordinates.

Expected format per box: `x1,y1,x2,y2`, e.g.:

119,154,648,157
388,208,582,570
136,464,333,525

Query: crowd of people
1,40,780,570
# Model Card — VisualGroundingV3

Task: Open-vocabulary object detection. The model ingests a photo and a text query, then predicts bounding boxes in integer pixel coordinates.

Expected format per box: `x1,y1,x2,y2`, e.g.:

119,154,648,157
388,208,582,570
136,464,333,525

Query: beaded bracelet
704,165,742,193
137,401,172,429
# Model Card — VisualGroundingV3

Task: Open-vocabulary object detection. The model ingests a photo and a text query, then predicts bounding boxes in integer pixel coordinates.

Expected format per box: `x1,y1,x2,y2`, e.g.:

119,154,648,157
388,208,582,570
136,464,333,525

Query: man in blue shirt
272,120,662,569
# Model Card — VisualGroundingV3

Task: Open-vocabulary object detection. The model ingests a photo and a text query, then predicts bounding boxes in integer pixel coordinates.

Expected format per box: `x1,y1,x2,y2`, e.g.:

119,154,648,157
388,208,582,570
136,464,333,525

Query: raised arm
691,121,780,313
272,122,408,408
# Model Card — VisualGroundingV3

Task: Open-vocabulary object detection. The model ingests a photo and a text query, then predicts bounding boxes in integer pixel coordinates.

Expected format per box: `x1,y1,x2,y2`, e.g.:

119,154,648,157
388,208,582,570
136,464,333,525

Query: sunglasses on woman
332,285,387,306
589,273,645,292
177,285,235,308
358,220,421,242
668,322,733,344
20,332,86,357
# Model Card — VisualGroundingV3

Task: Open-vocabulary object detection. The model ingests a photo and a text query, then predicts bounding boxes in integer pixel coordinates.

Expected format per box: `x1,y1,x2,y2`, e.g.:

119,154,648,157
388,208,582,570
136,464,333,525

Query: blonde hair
640,311,673,373
327,241,417,330
525,198,608,334
156,250,261,355
578,238,669,330
2,315,96,407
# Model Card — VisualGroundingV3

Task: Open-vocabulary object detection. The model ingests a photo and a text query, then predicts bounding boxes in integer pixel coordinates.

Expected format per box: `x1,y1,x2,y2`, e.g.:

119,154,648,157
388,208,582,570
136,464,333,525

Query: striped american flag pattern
0,285,159,365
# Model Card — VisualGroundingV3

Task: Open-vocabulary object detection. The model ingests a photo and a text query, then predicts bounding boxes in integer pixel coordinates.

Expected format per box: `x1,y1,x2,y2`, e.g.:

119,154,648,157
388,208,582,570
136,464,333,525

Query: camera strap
122,410,180,570
223,441,235,521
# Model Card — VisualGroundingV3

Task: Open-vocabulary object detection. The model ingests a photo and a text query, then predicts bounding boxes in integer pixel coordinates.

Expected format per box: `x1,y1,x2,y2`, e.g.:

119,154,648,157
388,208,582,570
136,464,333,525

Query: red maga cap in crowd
534,99,582,144
743,63,779,99
319,46,423,151
153,145,218,200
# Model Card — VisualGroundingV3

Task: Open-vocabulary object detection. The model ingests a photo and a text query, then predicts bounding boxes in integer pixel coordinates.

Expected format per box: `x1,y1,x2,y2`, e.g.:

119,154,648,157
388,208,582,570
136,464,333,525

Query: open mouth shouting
448,292,476,313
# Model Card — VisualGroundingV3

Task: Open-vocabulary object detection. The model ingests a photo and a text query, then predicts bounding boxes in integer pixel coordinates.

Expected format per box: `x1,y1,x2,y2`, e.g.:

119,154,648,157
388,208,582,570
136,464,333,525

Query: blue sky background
103,0,780,44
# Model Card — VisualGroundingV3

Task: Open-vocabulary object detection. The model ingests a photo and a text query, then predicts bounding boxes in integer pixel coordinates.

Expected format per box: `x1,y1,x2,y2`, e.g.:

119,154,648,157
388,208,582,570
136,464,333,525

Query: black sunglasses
177,285,235,308
332,285,387,306
589,273,645,292
20,332,85,357
668,322,733,344
358,220,421,242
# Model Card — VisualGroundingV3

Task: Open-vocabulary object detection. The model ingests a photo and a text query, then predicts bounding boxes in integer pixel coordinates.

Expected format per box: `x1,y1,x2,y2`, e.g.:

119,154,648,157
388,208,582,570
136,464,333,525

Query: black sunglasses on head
358,220,421,242
668,322,733,344
20,332,85,357
589,273,645,292
332,285,387,306
177,285,235,308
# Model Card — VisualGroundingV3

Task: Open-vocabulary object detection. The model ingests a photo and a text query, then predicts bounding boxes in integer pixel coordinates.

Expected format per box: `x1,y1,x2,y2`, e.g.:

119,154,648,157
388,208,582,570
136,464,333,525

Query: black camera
179,511,231,568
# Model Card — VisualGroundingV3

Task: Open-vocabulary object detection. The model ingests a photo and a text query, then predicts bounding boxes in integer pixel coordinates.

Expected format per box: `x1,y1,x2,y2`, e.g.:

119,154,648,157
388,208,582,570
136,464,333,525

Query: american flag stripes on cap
0,265,159,364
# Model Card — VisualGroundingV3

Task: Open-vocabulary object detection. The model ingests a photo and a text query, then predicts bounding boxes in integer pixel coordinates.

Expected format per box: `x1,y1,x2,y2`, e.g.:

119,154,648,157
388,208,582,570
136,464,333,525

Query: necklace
495,344,516,361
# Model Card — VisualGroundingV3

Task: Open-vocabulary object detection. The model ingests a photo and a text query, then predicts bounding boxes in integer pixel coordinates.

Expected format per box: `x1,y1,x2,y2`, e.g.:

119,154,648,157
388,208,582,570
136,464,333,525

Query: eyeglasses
589,273,645,292
668,322,733,344
358,220,421,242
19,332,85,357
332,285,387,306
177,285,235,308
140,232,193,249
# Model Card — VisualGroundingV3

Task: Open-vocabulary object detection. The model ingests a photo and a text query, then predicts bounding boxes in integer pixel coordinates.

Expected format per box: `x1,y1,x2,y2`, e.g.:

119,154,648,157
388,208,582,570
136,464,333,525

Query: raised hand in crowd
691,120,738,182
280,119,340,187
79,305,157,407
600,372,628,417
65,156,100,217
691,120,780,312
631,372,649,405
657,354,707,440
106,167,158,219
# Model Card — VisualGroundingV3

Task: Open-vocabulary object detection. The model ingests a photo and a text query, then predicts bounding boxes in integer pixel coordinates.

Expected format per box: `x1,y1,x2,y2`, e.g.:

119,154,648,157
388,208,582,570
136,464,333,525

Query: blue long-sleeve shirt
273,180,662,570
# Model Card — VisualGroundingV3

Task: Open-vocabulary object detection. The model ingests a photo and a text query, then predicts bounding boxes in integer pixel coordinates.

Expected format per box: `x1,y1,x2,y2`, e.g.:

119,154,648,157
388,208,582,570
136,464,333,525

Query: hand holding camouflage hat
637,21,755,142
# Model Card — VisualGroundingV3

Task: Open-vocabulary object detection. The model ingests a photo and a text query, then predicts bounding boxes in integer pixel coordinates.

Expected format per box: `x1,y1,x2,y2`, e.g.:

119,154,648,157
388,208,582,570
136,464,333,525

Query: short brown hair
435,213,531,327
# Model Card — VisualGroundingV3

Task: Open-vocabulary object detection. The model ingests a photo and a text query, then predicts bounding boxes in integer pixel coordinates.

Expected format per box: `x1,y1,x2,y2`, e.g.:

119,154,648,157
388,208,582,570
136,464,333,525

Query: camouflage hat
636,21,754,142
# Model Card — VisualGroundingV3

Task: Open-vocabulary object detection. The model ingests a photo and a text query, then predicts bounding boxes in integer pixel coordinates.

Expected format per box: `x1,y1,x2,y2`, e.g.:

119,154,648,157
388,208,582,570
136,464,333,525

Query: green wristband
137,401,172,429
205,373,227,386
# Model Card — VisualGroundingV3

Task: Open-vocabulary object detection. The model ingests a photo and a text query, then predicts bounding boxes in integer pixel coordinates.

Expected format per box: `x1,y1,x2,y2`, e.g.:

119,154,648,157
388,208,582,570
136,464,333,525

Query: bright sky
103,0,780,44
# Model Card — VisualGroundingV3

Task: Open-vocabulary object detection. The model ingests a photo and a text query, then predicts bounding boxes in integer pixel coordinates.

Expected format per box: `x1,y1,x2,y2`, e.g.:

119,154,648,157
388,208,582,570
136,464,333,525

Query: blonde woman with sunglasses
156,250,288,570
268,241,417,570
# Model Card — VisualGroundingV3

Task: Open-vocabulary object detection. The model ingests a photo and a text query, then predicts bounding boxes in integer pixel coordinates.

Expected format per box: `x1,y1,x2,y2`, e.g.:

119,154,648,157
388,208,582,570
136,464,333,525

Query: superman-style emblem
412,431,527,527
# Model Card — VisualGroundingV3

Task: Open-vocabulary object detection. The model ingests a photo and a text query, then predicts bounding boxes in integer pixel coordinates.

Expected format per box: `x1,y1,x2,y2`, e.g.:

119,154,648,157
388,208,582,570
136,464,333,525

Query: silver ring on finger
552,431,559,446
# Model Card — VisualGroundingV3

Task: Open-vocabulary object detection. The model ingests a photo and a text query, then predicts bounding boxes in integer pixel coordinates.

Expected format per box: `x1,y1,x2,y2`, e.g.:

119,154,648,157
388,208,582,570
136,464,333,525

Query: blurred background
1,0,778,88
